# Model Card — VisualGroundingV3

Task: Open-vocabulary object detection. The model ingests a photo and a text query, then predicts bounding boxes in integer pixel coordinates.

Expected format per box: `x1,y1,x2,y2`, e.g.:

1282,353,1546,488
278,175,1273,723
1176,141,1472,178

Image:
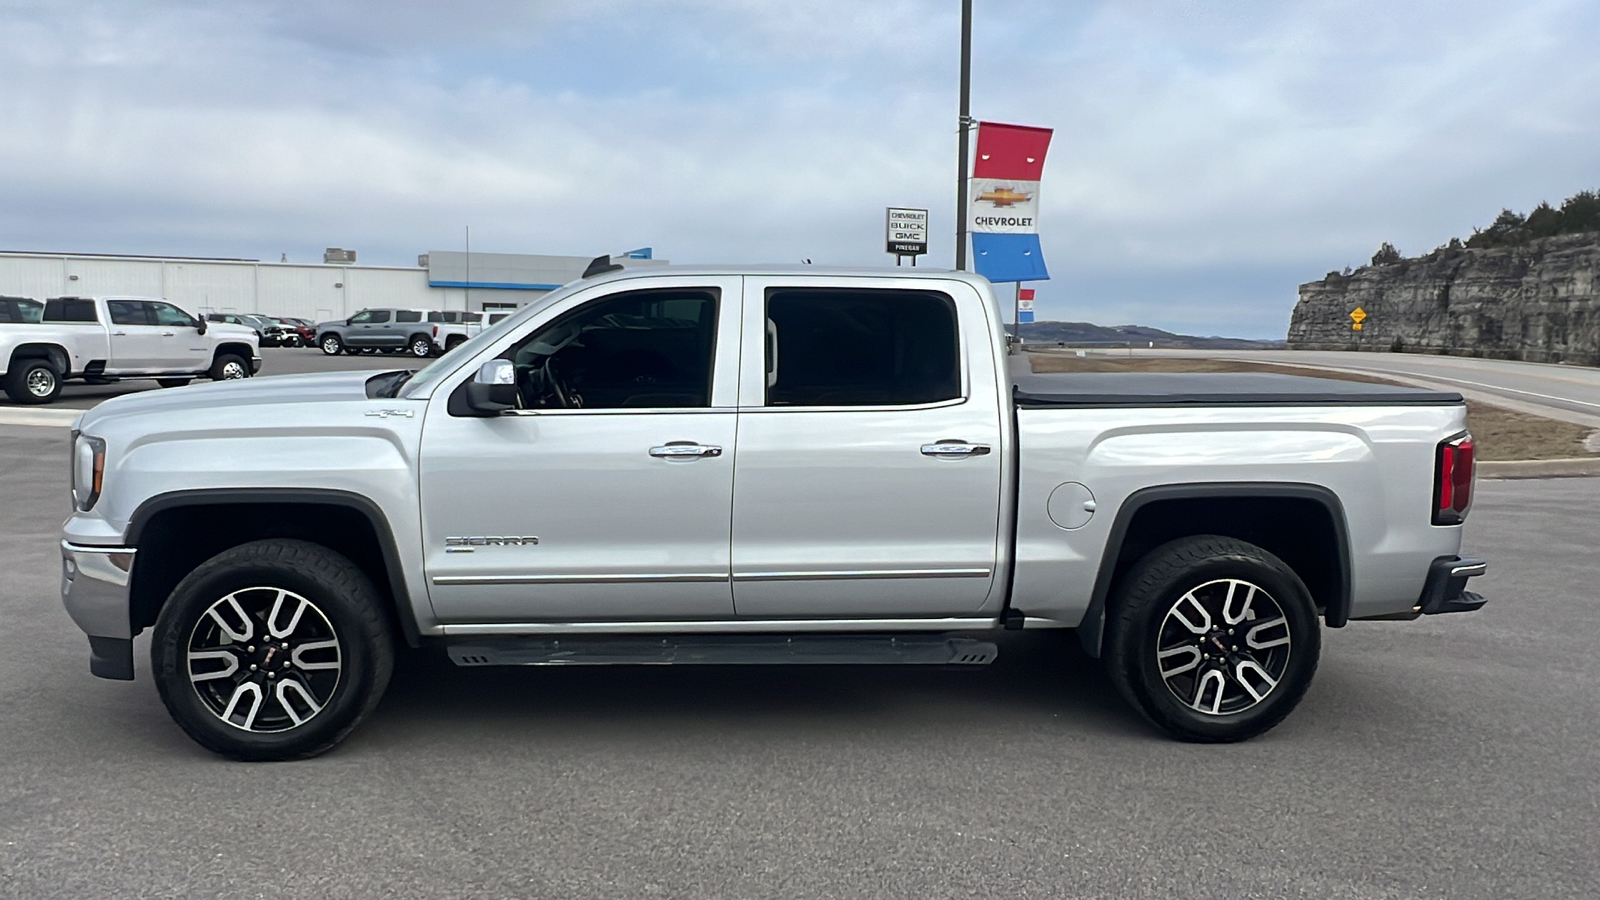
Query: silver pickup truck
59,265,1486,760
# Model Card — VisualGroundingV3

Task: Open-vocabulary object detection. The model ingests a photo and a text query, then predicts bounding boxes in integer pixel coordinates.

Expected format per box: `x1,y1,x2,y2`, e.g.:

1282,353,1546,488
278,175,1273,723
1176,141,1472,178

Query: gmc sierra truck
1,296,260,404
59,263,1485,760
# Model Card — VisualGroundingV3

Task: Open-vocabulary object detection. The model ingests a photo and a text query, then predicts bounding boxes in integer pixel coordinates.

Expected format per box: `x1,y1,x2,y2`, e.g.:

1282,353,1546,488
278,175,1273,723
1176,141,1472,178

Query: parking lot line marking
0,408,84,428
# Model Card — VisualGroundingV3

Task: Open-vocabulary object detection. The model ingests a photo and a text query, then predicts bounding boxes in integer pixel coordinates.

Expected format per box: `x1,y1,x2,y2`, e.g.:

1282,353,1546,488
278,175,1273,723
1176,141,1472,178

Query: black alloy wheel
1104,535,1320,743
151,539,393,760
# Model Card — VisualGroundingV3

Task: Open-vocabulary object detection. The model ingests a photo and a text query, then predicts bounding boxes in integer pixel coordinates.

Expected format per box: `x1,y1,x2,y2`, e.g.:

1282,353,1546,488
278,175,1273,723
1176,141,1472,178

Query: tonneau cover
1013,372,1463,408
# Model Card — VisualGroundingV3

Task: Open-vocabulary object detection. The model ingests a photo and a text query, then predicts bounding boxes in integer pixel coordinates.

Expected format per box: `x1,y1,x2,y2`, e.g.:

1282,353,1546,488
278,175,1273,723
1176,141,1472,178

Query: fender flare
1076,482,1352,658
126,488,422,646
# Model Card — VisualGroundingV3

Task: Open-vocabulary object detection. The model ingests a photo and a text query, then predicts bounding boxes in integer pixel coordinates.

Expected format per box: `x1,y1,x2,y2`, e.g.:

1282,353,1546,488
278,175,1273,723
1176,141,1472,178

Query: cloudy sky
2,0,1597,337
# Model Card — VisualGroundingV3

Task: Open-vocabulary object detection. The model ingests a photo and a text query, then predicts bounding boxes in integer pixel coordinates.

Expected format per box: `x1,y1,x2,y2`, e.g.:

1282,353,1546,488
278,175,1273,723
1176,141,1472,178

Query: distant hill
1009,320,1285,350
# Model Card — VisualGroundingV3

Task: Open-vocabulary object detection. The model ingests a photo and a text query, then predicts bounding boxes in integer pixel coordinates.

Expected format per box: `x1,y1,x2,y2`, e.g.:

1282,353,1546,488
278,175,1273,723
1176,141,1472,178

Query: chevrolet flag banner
970,122,1053,283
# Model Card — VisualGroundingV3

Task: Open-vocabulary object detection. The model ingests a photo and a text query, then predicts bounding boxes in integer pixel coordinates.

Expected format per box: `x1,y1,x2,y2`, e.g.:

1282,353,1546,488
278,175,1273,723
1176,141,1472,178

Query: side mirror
463,359,516,416
195,318,207,334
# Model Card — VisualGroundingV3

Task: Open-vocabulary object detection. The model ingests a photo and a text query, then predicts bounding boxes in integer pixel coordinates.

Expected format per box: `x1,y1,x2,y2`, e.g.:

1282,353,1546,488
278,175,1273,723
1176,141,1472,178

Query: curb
0,408,84,428
1478,458,1600,479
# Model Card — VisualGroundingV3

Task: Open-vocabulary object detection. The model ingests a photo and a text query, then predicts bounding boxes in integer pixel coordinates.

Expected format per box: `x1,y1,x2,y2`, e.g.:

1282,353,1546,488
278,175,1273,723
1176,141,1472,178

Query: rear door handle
161,331,176,336
921,441,991,457
650,443,723,459
111,331,127,336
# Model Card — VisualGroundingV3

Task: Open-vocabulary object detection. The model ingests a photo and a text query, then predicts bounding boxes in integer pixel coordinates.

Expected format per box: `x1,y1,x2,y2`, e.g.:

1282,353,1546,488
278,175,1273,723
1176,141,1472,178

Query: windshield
398,286,578,398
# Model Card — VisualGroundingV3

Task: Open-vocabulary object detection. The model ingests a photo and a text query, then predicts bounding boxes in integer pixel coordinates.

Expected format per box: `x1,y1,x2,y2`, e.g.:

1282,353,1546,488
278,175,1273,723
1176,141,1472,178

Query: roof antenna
583,254,624,278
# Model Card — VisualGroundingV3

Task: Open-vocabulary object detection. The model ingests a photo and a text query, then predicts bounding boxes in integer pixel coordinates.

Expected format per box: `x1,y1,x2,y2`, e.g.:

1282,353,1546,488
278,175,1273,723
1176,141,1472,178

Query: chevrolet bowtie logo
976,187,1032,207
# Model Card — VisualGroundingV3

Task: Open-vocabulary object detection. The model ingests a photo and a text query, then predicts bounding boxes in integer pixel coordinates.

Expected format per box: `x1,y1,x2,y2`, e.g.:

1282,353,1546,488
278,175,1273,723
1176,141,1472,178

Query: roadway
1027,347,1600,428
0,423,1595,897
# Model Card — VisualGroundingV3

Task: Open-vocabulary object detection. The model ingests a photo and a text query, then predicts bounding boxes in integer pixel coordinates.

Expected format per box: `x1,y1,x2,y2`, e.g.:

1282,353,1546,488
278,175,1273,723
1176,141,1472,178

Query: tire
1103,535,1320,743
319,335,343,355
3,358,63,404
408,335,435,358
209,354,250,381
157,378,192,388
445,336,466,352
151,539,394,761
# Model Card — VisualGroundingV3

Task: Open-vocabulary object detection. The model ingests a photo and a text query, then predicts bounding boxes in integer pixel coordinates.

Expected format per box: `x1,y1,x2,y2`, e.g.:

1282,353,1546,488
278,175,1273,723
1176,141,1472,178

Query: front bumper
250,357,263,374
1418,555,1488,615
60,541,136,680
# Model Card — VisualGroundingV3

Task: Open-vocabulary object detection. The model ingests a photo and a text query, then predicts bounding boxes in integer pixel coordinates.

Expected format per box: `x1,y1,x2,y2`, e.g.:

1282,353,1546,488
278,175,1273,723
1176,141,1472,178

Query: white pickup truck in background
0,295,260,404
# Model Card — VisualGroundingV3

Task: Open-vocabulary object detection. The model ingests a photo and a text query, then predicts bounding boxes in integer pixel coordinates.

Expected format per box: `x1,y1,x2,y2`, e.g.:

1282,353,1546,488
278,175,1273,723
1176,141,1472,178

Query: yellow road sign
1350,307,1367,324
1352,322,1364,331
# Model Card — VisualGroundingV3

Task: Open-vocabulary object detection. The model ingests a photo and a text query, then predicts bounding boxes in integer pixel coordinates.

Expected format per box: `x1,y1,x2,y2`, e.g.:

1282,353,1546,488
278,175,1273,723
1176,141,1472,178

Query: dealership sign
886,207,929,257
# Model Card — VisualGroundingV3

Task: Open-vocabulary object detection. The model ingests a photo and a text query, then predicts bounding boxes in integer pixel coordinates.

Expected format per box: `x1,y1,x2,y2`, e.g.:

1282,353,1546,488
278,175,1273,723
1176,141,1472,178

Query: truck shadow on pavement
361,631,1150,746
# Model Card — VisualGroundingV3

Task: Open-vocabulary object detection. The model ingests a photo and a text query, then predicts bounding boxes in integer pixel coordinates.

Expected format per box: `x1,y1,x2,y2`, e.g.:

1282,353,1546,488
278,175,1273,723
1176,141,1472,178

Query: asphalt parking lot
1,419,1597,897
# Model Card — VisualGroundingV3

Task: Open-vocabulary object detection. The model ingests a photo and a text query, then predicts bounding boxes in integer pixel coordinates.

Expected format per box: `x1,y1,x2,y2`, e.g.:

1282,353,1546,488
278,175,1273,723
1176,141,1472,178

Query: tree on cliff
1371,242,1402,266
1465,189,1600,248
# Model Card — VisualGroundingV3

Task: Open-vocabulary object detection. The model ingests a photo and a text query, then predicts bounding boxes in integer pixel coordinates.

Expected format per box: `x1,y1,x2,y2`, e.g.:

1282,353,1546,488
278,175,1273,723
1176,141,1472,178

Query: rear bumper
60,541,136,680
1418,555,1487,615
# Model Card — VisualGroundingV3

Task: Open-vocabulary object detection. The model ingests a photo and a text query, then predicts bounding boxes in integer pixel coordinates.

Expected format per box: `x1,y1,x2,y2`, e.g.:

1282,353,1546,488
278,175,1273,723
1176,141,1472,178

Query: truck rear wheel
150,539,394,761
4,358,63,404
1103,535,1320,743
408,335,435,358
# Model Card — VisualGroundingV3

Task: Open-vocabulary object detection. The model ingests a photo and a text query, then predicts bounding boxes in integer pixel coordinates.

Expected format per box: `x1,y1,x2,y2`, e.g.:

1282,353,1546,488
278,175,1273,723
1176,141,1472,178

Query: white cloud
0,0,1596,338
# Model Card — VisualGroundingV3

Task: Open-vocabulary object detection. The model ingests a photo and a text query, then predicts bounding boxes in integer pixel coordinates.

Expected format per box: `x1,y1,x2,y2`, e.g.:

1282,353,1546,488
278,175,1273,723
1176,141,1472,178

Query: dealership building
0,247,664,324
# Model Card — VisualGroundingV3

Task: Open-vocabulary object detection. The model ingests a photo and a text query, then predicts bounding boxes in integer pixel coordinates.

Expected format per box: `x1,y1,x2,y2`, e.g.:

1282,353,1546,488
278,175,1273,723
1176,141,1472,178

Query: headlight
72,433,106,512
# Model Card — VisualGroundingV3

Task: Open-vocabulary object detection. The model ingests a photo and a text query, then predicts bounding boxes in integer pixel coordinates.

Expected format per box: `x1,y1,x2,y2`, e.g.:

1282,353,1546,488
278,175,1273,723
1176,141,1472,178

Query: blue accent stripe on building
429,281,564,291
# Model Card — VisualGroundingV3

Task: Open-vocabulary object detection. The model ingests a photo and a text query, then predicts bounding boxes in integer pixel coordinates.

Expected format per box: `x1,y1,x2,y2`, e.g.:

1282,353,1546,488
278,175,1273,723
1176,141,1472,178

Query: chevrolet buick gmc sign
886,207,929,257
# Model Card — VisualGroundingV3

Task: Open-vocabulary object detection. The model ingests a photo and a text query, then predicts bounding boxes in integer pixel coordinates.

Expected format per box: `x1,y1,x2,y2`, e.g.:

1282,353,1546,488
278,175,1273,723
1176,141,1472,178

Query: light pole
954,0,972,271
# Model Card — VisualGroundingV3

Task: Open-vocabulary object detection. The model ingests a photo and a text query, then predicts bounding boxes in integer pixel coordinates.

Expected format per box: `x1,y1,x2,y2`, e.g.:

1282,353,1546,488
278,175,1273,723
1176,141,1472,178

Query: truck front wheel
150,539,394,761
1104,535,1320,743
209,354,250,381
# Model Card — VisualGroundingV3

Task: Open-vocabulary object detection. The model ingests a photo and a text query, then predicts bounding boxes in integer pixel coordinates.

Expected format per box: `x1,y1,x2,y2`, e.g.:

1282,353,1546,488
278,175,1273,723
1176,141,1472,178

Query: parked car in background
206,313,297,348
316,308,440,357
1,295,259,403
275,317,316,347
1,296,43,323
428,310,484,353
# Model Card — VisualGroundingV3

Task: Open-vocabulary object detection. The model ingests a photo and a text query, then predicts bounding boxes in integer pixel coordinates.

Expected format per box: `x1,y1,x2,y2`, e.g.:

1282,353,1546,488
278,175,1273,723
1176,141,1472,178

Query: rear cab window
43,298,99,324
396,311,423,323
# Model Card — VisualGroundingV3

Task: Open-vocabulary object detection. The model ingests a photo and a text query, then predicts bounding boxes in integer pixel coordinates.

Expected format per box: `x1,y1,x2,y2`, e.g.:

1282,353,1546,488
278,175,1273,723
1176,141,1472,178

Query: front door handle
650,443,723,459
921,441,991,457
161,331,176,336
111,331,127,336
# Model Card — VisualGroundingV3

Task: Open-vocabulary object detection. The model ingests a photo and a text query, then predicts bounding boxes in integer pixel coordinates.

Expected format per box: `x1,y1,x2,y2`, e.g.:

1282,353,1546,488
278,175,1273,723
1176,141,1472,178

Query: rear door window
763,289,960,407
396,310,423,323
107,300,154,326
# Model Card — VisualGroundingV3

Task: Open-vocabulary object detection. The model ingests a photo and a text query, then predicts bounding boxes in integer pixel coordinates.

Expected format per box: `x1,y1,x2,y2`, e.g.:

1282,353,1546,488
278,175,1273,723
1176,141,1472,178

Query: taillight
432,325,439,338
1433,433,1474,525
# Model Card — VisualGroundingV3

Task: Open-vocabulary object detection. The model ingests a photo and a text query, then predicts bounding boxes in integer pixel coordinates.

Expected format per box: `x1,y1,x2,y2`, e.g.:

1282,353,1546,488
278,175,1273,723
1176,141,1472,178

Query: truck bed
1012,372,1463,408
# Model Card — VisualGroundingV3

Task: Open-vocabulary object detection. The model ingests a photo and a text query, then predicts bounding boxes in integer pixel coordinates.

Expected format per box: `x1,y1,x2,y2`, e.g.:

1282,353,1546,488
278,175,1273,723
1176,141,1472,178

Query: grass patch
1026,353,1595,461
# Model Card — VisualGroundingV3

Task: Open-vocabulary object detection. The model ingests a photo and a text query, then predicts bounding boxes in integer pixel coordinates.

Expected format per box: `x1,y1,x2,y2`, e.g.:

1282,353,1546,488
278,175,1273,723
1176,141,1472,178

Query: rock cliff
1288,233,1600,364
